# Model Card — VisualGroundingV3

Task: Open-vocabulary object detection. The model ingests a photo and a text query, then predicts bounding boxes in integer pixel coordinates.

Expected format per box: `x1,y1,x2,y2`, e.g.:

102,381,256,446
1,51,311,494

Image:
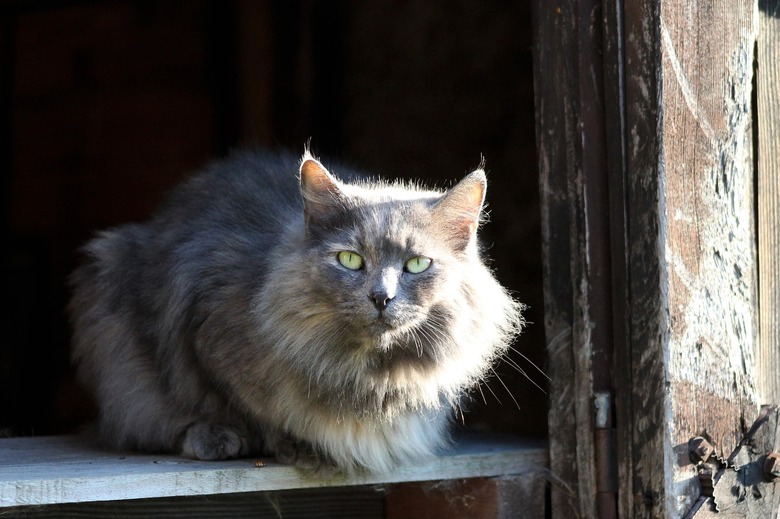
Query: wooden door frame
533,0,768,516
532,0,623,516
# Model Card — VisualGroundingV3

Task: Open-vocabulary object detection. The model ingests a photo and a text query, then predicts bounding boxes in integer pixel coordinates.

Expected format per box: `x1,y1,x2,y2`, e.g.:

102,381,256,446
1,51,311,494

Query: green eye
405,256,432,274
337,251,364,270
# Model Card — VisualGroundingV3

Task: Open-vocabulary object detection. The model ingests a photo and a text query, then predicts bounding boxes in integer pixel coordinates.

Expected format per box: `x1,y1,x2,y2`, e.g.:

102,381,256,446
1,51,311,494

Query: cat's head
256,151,521,415
297,152,487,349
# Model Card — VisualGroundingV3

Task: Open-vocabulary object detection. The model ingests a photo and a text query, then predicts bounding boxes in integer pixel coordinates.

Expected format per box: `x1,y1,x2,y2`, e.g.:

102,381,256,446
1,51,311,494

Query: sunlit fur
69,149,524,474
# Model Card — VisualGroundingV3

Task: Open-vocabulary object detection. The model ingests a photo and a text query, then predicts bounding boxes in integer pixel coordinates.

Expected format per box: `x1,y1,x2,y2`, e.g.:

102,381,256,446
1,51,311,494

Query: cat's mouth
370,312,396,330
353,301,425,337
366,309,418,335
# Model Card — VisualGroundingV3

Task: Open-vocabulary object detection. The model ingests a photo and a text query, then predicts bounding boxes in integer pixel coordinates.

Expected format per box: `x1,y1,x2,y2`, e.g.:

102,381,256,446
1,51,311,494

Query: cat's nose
369,291,394,312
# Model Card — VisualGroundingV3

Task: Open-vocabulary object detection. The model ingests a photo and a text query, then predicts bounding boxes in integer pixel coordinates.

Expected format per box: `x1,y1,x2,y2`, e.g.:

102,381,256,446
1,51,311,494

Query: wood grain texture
3,475,551,519
659,0,759,515
532,0,758,516
2,487,386,519
621,2,668,516
0,433,547,508
386,475,547,519
531,1,585,516
532,1,633,516
757,0,780,406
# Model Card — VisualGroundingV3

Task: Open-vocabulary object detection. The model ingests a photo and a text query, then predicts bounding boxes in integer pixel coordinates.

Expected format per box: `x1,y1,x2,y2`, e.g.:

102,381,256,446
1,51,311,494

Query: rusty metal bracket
687,405,780,518
688,437,716,465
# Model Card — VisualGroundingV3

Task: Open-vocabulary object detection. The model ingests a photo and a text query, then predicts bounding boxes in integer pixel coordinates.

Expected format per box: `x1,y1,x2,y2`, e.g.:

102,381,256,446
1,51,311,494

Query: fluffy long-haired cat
68,149,524,474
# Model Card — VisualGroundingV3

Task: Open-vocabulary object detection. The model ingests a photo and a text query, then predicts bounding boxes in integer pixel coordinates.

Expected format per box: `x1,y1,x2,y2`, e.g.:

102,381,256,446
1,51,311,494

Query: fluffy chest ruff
240,316,462,473
275,396,452,474
242,287,503,474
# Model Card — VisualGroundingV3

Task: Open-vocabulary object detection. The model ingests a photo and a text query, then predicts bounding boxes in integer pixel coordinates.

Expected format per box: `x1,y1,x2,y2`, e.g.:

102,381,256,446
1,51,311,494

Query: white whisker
490,368,521,411
481,378,503,405
476,383,488,405
505,344,550,381
501,355,547,394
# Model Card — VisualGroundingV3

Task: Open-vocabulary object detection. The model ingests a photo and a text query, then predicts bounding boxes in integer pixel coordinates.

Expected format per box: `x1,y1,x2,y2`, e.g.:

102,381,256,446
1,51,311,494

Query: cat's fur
68,149,524,473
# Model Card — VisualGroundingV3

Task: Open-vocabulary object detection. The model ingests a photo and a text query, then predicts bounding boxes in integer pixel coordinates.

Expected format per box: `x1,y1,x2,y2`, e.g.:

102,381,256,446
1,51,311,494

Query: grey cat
68,149,524,474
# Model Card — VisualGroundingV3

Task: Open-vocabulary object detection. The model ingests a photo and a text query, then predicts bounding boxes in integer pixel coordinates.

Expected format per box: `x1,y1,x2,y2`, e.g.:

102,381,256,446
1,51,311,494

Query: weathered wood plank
531,0,584,516
620,3,668,516
757,0,780,406
659,1,759,515
2,474,551,519
0,433,547,508
386,475,547,519
2,486,386,519
617,1,760,516
532,1,625,516
537,0,761,516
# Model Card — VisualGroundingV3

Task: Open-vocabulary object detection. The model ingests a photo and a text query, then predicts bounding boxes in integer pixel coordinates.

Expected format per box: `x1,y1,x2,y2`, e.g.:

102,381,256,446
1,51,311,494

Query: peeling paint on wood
659,1,759,515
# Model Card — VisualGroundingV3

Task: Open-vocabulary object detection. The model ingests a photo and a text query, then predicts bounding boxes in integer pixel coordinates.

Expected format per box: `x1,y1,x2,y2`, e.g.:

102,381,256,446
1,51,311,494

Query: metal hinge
595,391,618,519
685,405,780,518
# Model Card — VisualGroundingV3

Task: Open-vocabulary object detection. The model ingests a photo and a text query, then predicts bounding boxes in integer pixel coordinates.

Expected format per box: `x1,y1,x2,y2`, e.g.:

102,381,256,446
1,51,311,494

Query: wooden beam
658,1,758,515
4,487,386,519
620,1,760,516
0,433,546,508
619,2,666,516
757,0,780,406
532,1,624,516
386,476,547,519
531,0,589,515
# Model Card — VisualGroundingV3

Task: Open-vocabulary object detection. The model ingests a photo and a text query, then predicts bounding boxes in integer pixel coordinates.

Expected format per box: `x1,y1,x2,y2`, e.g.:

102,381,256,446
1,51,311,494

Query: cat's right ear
299,154,346,227
432,168,487,252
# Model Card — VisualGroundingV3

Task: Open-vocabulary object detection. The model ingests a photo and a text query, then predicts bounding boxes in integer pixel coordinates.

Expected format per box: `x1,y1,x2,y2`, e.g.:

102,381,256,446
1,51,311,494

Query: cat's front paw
180,422,245,460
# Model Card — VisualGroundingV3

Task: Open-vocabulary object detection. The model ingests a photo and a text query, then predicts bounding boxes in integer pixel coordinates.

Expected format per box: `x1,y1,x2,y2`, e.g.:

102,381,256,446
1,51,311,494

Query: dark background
0,0,545,439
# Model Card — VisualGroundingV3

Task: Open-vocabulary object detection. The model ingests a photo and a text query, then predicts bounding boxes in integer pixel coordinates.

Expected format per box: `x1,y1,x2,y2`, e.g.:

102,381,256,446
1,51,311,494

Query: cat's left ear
433,168,486,251
299,153,346,227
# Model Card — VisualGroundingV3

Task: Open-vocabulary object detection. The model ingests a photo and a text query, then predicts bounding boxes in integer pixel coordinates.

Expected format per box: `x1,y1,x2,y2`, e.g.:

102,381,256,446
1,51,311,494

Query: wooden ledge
0,432,547,508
